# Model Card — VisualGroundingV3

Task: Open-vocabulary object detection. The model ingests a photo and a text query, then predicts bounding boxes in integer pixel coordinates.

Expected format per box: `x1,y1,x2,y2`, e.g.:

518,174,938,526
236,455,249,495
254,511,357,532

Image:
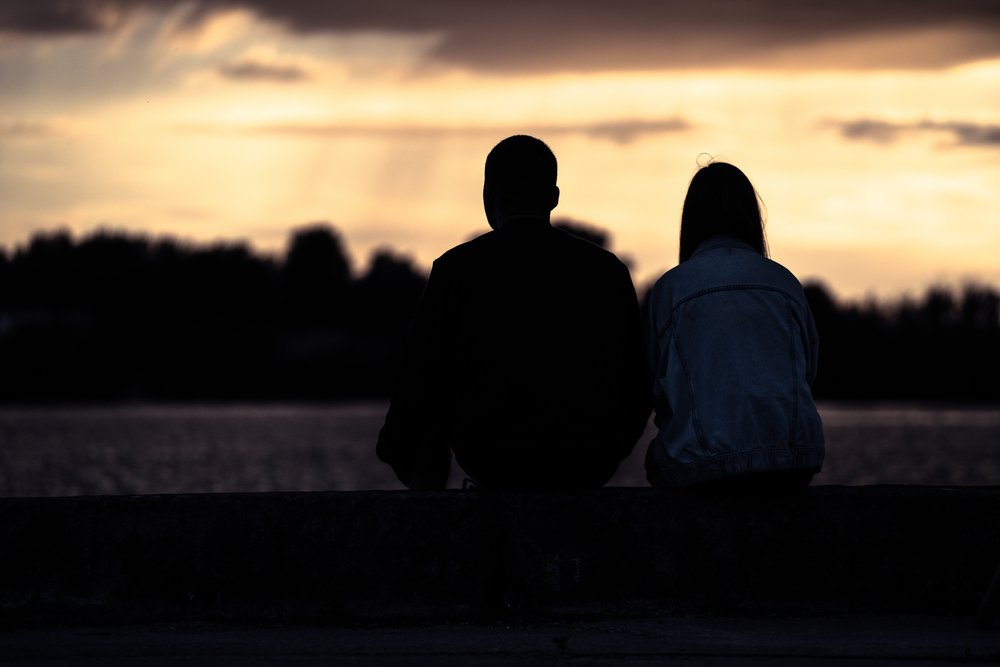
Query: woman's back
646,161,824,488
646,237,824,487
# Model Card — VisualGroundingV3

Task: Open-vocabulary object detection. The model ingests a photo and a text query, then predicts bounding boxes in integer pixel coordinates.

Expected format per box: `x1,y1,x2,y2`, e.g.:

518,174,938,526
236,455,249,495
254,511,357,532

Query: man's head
483,135,559,230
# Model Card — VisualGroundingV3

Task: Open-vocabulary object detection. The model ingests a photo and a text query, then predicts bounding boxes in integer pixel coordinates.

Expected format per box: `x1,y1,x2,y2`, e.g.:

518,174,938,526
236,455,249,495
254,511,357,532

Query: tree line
0,224,425,400
803,280,999,400
0,223,997,401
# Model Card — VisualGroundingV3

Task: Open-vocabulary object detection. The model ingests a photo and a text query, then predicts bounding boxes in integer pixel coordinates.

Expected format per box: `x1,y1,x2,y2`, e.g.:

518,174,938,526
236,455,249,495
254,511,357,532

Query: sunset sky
1,0,998,298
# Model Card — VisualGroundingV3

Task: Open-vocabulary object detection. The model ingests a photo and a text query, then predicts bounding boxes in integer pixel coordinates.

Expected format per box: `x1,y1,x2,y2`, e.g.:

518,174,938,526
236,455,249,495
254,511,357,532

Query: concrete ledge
1,487,999,624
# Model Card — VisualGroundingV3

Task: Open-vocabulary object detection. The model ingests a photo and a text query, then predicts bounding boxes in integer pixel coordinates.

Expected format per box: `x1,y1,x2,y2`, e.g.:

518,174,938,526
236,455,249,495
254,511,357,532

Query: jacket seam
670,327,709,456
654,446,826,486
661,443,827,465
668,283,798,321
786,299,799,448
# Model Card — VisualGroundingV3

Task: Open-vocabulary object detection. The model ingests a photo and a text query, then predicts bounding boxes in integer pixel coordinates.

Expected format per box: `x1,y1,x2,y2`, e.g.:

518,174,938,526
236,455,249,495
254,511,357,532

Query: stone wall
1,487,998,624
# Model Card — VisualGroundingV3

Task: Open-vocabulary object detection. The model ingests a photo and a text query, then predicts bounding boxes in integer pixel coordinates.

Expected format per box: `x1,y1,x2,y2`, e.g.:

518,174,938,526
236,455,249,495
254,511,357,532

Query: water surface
0,402,997,496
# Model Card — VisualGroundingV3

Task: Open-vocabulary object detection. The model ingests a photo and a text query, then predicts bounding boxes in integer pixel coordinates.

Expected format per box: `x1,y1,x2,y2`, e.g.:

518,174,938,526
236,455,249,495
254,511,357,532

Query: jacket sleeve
645,284,673,430
376,262,452,489
803,301,820,386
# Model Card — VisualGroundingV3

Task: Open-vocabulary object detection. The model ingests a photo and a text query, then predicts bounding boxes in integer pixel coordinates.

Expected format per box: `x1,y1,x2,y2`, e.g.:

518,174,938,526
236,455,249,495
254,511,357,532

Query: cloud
832,119,1000,147
3,0,999,72
0,1,109,34
578,119,690,144
935,122,1000,147
0,0,135,35
218,59,308,82
836,119,907,144
177,118,692,143
0,119,62,137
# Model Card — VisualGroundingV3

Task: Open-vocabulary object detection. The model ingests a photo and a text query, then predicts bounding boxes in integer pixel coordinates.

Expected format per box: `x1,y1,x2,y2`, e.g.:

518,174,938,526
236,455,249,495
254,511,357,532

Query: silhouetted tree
11,229,75,308
282,224,352,327
71,230,155,318
802,281,1000,400
350,249,427,333
0,246,10,308
1,224,998,401
180,242,277,324
921,286,957,330
959,283,1000,331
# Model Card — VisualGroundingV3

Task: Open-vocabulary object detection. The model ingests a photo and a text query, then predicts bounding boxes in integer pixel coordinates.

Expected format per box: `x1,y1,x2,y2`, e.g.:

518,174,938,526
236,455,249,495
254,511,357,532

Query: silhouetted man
377,135,650,490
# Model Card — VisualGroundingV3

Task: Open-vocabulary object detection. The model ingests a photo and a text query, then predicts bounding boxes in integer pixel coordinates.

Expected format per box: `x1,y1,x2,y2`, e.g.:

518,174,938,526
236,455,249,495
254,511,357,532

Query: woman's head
678,161,767,263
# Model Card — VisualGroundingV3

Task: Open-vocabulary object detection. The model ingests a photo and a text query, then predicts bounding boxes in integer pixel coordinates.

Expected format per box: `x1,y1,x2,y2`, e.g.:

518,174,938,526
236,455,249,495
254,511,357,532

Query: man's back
378,218,649,490
377,134,649,490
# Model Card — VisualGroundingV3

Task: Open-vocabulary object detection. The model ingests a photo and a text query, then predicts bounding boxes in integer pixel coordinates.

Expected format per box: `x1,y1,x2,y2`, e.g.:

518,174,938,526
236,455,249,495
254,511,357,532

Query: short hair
484,135,557,212
679,161,768,263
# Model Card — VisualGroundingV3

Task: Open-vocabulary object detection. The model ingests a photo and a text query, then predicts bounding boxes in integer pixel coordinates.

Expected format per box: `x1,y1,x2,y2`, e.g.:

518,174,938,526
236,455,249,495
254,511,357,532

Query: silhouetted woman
645,161,824,490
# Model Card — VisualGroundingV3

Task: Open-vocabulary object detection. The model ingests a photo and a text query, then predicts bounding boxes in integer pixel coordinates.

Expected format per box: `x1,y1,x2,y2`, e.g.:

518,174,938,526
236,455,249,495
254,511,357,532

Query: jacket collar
690,236,756,258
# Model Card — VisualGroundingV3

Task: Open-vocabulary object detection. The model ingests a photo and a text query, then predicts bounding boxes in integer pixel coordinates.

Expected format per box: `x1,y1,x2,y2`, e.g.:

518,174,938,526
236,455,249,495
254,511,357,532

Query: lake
0,402,997,497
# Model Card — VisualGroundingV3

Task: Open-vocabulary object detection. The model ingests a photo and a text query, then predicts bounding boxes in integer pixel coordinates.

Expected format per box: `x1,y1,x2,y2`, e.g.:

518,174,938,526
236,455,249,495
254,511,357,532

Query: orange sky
1,1,999,298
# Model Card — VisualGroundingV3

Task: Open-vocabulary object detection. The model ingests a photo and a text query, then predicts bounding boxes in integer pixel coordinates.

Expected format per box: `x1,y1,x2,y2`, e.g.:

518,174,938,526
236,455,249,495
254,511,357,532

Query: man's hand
404,447,451,490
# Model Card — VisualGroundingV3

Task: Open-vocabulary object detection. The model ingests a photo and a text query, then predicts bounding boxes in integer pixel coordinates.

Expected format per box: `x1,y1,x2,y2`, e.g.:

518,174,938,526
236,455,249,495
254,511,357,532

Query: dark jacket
645,237,825,487
377,217,651,489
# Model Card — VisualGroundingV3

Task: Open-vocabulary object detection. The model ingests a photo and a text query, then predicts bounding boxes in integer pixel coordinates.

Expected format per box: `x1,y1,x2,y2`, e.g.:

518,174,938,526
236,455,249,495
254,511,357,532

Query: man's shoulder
434,230,496,269
551,227,629,274
432,225,629,278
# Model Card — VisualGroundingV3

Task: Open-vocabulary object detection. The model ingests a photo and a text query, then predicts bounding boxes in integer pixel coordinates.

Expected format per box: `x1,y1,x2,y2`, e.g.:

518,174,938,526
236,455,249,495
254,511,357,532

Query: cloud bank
3,0,998,72
176,117,692,145
835,119,1000,147
218,59,308,82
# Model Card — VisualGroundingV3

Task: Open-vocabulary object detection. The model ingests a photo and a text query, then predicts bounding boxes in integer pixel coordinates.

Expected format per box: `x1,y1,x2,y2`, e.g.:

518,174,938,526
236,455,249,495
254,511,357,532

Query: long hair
678,161,768,263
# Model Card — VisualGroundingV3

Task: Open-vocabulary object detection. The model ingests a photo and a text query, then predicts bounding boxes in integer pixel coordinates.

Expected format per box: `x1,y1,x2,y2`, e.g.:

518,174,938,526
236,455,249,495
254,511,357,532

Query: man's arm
376,263,452,489
645,281,672,431
612,263,654,460
622,269,653,455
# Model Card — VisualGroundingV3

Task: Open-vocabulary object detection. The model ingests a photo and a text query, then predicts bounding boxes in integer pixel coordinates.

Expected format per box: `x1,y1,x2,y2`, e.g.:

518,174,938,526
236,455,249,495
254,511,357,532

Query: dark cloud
2,0,998,71
177,118,691,143
0,120,60,137
837,119,907,144
579,119,690,144
930,121,1000,146
833,119,1000,147
218,60,308,82
0,1,122,35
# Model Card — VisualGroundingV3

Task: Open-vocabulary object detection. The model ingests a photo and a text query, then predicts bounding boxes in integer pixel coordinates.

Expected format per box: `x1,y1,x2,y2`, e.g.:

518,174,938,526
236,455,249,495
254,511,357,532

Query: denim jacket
645,237,825,486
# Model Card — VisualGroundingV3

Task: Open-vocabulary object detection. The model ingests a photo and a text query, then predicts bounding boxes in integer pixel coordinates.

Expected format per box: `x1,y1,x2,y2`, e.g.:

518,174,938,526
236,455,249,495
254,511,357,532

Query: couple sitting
377,135,824,491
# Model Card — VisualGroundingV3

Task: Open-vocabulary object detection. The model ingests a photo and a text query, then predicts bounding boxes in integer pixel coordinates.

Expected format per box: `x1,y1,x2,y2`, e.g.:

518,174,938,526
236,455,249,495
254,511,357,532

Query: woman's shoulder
652,249,808,305
756,256,813,305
